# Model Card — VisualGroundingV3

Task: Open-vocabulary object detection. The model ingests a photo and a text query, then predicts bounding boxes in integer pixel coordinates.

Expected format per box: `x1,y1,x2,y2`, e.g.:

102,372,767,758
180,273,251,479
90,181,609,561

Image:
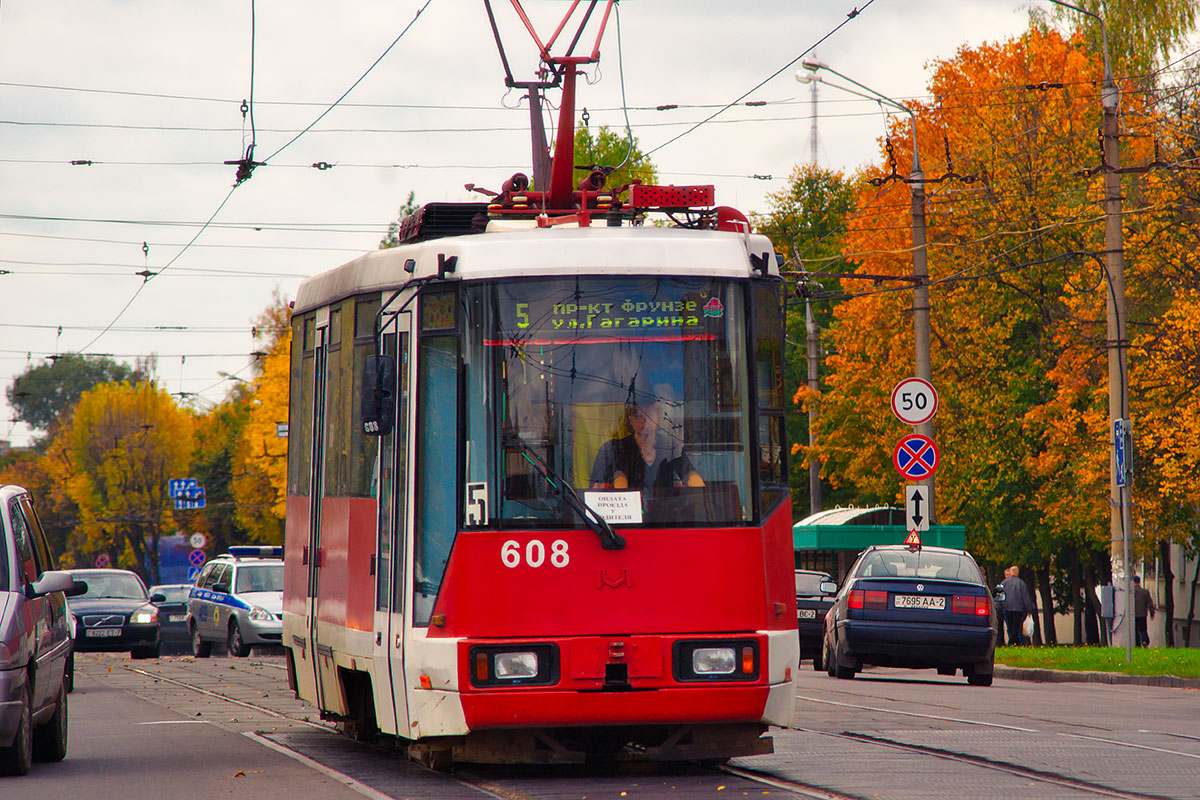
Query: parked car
148,584,193,654
189,547,283,658
0,484,82,775
66,569,161,660
822,545,998,686
795,569,837,671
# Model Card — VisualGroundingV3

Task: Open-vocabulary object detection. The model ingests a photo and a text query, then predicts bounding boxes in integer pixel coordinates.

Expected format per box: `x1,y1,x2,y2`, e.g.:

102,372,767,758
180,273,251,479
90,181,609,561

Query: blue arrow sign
1114,419,1127,488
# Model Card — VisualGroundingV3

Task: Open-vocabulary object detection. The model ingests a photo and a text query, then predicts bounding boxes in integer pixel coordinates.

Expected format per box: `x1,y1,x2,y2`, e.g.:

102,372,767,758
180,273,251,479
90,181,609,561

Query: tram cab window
463,276,754,529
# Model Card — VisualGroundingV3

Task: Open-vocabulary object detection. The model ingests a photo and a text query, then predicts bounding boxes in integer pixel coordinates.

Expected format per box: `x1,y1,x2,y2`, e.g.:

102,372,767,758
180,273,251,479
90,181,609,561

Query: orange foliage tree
230,294,291,544
808,28,1176,640
66,381,195,584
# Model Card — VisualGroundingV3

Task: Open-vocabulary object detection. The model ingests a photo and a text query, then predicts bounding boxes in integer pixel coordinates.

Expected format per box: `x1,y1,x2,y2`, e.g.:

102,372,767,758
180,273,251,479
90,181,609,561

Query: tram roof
294,226,779,314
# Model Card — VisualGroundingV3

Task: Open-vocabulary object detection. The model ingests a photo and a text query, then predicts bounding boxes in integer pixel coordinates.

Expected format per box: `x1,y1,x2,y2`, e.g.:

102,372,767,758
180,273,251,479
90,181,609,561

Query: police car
188,547,283,657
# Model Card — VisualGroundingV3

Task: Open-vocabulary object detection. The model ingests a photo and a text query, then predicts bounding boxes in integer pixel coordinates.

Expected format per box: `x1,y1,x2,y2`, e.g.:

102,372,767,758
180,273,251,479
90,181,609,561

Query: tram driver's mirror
361,354,395,436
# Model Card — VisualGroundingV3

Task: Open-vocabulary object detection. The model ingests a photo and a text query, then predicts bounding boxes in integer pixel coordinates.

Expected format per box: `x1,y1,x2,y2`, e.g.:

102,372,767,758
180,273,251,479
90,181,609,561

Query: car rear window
152,586,192,603
856,551,983,583
794,572,831,595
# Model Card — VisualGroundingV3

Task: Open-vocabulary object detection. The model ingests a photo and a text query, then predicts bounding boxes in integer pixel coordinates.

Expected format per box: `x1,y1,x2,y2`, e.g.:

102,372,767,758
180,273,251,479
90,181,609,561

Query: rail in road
76,653,1200,800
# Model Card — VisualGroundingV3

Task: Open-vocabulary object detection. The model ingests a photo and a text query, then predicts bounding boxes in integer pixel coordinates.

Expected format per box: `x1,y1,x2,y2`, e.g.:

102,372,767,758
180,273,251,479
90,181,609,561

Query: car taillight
952,595,991,615
850,589,888,609
865,590,888,609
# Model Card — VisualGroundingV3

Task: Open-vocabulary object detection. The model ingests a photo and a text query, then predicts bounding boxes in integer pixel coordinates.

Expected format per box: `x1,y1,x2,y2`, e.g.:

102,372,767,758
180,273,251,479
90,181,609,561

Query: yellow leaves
232,323,291,544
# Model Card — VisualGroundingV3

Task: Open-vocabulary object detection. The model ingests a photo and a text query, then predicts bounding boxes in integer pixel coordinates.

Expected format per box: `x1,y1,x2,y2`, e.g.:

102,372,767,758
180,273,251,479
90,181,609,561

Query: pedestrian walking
1000,566,1036,645
1132,575,1156,647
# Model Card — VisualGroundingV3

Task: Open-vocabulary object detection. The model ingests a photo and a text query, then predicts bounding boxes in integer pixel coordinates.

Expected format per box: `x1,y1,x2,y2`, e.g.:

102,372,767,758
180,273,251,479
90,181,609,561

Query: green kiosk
793,506,967,583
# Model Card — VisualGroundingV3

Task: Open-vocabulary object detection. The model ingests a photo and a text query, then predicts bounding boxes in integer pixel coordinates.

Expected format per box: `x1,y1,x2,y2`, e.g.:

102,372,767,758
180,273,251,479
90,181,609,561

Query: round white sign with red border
890,378,938,426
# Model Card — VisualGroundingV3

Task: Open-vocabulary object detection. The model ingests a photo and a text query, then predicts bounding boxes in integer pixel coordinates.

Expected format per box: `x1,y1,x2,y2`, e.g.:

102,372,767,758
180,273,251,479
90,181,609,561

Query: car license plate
894,595,945,610
798,609,817,619
168,614,186,623
86,628,122,637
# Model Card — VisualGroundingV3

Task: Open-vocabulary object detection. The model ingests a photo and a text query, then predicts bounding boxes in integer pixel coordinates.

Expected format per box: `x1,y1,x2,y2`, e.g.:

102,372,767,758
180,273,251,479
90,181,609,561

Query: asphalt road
23,652,1199,800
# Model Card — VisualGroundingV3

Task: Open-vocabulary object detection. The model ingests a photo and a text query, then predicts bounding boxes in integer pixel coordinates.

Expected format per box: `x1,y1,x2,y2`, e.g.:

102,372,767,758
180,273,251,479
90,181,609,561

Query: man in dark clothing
589,400,702,492
1132,576,1156,647
1000,566,1036,645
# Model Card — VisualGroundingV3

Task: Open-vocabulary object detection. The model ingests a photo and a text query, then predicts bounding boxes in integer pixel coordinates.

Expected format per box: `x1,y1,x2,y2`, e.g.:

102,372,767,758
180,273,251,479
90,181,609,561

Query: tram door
370,312,412,737
304,309,334,712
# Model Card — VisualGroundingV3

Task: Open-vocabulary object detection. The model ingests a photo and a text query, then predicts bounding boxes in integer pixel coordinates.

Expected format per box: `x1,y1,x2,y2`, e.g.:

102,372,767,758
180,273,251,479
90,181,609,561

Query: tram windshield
463,276,753,527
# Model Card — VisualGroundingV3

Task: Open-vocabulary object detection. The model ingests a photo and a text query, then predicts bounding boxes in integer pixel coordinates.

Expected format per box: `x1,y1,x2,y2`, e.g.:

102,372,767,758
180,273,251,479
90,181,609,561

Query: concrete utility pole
796,63,934,523
1049,0,1133,660
805,297,823,515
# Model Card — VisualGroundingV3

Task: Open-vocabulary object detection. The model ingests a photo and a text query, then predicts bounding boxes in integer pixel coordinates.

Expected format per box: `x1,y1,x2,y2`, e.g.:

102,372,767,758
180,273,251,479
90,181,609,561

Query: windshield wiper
502,432,625,551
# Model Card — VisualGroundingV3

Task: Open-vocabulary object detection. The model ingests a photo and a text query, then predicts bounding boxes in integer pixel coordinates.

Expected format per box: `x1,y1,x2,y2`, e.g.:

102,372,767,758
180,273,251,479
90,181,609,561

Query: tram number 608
501,539,569,568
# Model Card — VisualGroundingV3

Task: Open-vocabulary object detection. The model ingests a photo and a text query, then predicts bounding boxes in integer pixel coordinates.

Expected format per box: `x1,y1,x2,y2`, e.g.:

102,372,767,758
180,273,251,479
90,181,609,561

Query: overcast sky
0,0,1037,448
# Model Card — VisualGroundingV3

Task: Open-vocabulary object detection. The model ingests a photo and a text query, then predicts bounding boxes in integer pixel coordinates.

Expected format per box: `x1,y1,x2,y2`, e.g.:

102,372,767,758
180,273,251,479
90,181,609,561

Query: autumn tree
191,391,253,557
231,293,291,544
67,381,195,584
813,29,1168,642
753,165,858,517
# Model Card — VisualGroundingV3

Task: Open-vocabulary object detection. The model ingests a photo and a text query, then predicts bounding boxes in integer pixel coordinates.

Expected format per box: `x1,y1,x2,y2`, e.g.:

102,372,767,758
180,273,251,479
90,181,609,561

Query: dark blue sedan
822,545,998,686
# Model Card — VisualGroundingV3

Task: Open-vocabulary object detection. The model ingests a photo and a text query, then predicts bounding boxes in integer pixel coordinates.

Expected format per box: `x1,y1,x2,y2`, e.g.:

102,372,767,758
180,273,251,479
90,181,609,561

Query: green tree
8,354,144,436
1035,0,1198,77
379,191,420,249
573,123,658,198
753,165,858,518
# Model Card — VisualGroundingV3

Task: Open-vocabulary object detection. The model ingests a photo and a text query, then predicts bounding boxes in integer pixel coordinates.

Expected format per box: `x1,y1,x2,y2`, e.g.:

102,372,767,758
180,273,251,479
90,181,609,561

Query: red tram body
282,0,796,764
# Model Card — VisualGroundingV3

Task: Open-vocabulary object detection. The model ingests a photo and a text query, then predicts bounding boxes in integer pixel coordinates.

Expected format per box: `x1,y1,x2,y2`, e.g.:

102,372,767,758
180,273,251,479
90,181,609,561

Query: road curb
994,665,1200,689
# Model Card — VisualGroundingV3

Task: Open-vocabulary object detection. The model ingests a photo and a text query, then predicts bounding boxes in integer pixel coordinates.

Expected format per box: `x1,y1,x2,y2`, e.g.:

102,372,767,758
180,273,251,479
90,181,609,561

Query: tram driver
588,396,704,492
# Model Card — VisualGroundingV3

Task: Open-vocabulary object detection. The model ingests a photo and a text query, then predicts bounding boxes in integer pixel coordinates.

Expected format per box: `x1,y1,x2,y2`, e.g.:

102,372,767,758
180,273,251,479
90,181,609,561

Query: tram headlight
673,639,759,682
467,643,559,687
692,647,736,675
494,651,539,679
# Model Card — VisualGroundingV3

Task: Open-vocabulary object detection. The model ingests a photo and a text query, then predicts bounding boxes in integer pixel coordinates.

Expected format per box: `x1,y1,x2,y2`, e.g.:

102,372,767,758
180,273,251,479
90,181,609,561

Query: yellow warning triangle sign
904,529,922,548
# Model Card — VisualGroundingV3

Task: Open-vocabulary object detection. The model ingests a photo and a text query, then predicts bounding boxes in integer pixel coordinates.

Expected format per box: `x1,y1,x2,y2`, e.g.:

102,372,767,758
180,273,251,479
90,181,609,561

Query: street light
1047,0,1133,660
795,63,935,524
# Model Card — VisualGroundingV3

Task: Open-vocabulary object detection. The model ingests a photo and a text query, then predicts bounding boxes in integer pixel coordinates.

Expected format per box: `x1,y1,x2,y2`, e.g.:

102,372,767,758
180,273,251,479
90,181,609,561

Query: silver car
0,484,84,775
188,547,283,658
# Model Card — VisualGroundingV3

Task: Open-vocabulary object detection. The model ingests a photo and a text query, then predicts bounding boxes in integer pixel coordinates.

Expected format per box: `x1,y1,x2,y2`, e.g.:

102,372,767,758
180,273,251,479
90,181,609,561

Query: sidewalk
994,665,1200,689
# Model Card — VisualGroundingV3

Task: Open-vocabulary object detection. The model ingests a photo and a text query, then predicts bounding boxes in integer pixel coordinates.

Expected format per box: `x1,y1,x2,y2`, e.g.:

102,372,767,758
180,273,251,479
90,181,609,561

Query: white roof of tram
293,225,779,314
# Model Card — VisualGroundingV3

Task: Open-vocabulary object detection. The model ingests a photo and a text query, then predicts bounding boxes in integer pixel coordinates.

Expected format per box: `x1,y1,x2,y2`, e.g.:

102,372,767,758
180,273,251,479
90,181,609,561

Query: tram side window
288,314,316,495
413,333,458,626
323,304,351,495
752,282,787,513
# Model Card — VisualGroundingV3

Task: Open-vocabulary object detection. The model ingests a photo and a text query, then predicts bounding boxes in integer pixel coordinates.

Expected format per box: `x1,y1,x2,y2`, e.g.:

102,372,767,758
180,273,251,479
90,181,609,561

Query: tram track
117,659,833,800
104,658,1191,800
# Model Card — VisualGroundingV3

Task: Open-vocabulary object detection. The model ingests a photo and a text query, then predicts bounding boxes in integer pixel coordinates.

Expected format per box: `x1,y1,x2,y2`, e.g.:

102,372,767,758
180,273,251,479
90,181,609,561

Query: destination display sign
492,278,727,342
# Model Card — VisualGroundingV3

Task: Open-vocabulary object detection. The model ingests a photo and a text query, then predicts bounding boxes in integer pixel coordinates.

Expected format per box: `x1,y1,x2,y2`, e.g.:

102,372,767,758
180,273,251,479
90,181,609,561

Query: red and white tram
282,1,796,764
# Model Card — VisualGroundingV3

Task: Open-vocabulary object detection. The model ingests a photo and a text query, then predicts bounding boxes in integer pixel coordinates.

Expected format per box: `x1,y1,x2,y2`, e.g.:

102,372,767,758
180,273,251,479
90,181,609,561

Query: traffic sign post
905,484,930,532
890,378,938,426
893,434,939,481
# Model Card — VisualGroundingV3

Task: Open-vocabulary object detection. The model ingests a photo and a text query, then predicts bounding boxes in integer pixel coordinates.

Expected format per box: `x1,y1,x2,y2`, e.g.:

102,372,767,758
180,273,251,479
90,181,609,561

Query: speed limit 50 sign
890,377,938,425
